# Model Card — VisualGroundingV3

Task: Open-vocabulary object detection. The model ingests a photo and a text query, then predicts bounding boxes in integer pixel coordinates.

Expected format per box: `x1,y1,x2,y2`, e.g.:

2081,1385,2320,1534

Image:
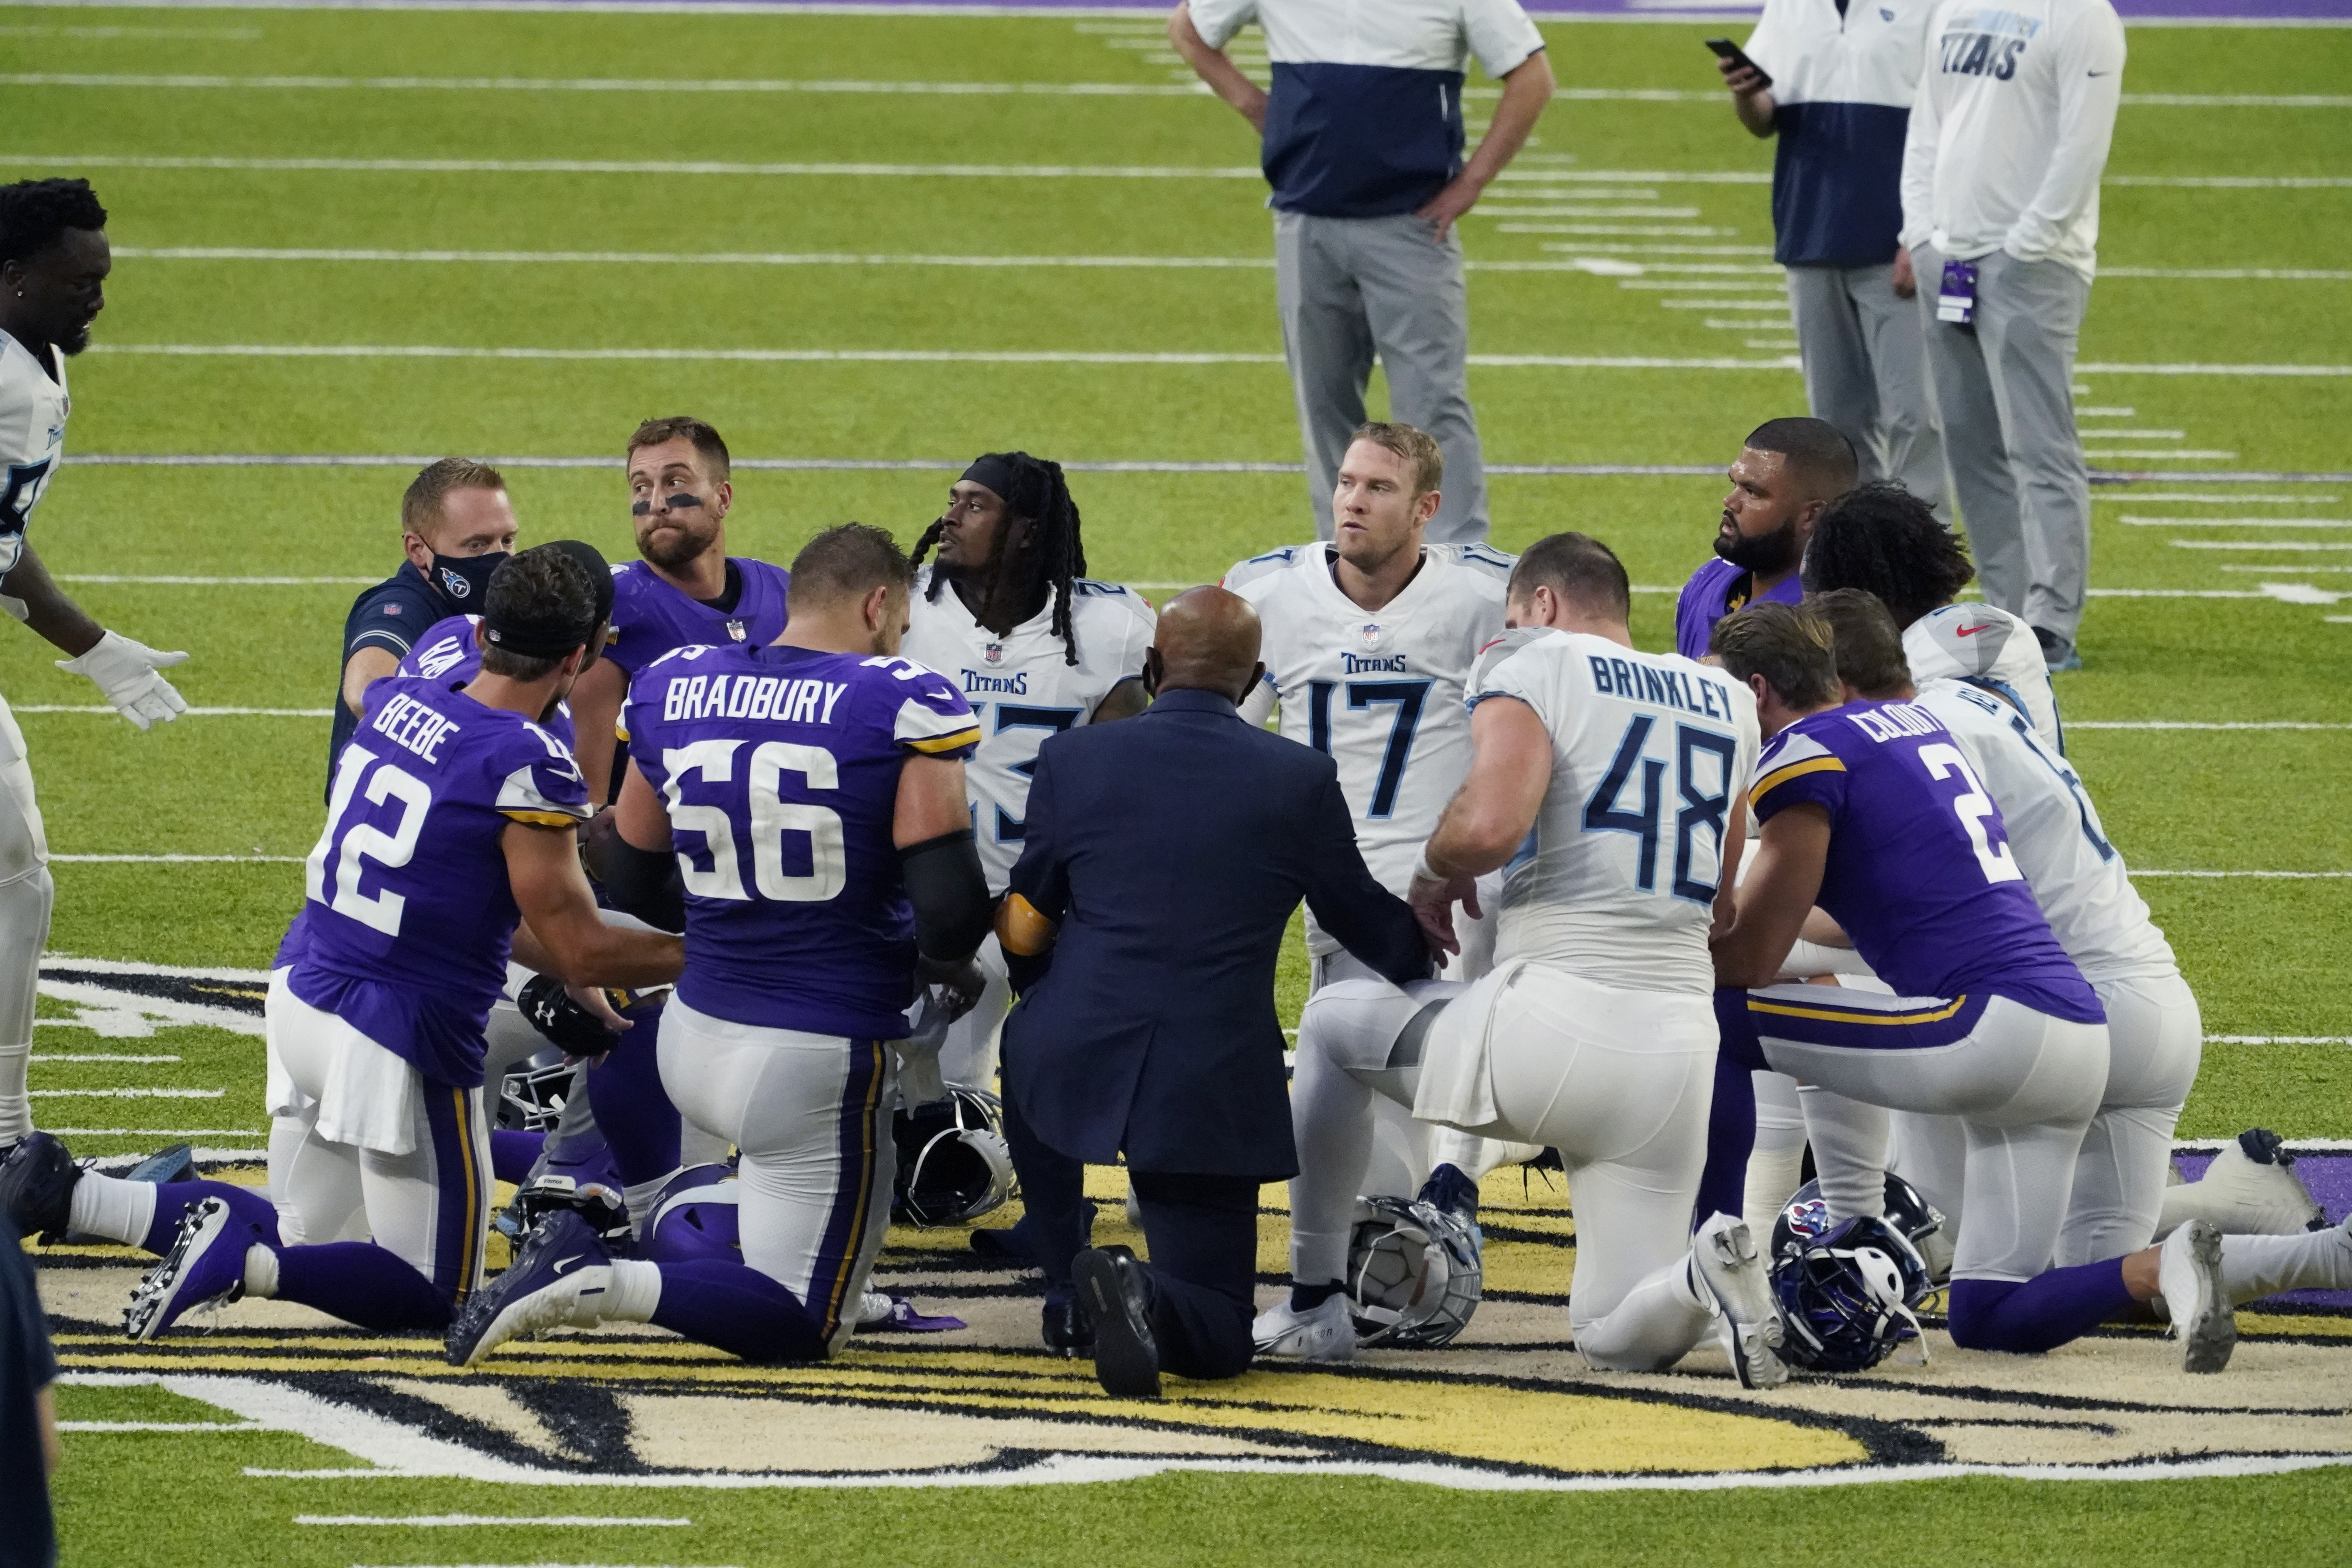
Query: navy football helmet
642,1164,742,1265
892,1086,1016,1228
1769,1213,1933,1373
1773,1171,1946,1263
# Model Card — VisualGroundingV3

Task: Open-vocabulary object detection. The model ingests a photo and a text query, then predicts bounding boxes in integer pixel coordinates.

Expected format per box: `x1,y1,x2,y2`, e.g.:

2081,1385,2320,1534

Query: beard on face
640,514,718,572
1715,512,1802,575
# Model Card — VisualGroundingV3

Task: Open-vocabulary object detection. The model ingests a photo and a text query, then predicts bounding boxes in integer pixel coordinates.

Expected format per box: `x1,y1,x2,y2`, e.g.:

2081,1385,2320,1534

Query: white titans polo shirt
1189,0,1545,218
1743,0,1935,267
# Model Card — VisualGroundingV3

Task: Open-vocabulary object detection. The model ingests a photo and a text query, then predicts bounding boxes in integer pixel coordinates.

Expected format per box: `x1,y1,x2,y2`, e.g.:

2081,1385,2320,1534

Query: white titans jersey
1224,541,1514,951
1470,628,1760,994
901,567,1156,891
1918,678,2174,984
0,330,69,576
1906,602,2063,753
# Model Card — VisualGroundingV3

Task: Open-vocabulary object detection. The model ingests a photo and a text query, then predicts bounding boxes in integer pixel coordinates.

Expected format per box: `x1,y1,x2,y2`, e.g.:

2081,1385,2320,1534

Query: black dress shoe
1042,1289,1095,1357
1073,1245,1160,1398
969,1220,1034,1265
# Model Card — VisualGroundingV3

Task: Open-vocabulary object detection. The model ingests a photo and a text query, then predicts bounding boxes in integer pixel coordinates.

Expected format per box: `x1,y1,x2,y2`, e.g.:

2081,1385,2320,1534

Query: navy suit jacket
1000,686,1429,1180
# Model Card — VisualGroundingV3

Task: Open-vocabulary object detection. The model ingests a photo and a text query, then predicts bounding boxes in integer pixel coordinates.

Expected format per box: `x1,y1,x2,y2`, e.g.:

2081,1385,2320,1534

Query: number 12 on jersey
1581,717,1739,902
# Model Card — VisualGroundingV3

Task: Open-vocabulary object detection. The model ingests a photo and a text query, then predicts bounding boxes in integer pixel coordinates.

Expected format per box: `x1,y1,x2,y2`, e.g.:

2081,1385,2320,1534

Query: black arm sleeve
902,828,993,970
601,835,685,935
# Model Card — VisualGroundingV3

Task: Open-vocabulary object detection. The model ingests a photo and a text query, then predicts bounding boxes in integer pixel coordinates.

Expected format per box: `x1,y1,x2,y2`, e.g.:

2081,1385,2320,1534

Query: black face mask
428,550,510,606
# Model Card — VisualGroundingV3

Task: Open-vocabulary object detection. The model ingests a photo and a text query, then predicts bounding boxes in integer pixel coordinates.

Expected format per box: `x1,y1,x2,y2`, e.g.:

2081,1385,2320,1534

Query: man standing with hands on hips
1718,0,1945,518
1900,0,2124,673
1169,0,1554,545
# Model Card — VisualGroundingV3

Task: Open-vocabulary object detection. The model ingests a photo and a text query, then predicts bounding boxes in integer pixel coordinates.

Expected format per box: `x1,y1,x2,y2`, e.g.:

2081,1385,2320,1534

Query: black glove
517,972,623,1057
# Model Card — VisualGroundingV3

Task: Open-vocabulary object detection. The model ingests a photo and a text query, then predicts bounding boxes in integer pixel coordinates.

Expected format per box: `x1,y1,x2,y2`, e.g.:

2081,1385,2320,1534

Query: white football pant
1296,971,1724,1372
1754,985,2108,1283
0,695,52,1147
265,972,492,1295
1888,970,2201,1268
657,996,897,1355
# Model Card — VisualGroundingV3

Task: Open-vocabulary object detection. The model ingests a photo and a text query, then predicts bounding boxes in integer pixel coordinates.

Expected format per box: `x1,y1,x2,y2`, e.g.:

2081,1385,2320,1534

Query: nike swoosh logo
551,1254,586,1275
1956,624,1993,637
2087,70,2111,76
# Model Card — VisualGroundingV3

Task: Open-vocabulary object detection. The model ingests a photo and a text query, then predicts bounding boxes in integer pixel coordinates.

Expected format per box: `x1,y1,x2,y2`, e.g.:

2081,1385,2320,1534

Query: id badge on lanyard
1937,260,1978,326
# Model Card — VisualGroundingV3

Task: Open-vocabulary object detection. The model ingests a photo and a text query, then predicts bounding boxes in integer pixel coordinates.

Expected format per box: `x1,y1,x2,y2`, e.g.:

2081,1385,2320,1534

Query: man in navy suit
994,586,1430,1397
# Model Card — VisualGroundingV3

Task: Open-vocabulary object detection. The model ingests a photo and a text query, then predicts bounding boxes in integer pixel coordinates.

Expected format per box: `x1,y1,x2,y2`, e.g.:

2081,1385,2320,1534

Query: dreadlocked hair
910,452,1090,666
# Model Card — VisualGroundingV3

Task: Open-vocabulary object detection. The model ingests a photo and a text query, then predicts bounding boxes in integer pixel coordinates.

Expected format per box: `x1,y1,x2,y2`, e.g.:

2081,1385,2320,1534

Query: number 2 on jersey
1919,741,2025,885
1581,717,1739,902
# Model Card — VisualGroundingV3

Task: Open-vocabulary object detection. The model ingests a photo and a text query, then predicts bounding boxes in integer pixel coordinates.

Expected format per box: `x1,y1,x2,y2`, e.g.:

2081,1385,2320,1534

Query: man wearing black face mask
1673,417,1857,662
328,457,519,793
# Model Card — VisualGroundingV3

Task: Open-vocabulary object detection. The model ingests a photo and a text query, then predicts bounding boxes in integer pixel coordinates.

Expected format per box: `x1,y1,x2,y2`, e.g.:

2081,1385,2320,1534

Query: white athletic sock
242,1243,279,1299
66,1168,158,1247
1574,1251,1719,1373
0,1041,29,1145
606,1257,662,1323
1798,1085,1891,1224
1742,1071,1808,1240
2220,1228,2352,1305
623,1167,684,1238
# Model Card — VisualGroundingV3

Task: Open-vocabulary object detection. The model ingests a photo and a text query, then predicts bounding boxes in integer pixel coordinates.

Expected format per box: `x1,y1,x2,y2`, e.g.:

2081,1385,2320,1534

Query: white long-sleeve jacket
1899,0,2125,279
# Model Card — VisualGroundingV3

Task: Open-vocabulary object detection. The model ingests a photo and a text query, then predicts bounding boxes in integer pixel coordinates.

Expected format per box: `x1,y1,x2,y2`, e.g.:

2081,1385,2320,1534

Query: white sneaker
2158,1218,2236,1374
2162,1131,2323,1238
1252,1294,1357,1362
1692,1213,1788,1389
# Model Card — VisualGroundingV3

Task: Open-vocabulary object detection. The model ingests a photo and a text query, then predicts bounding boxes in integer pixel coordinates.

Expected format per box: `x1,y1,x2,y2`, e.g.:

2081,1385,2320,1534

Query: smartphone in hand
1706,37,1773,89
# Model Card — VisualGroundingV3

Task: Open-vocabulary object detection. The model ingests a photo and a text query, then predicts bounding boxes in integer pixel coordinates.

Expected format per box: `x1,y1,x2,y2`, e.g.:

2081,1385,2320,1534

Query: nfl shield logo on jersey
983,642,1004,666
1358,623,1381,649
726,619,748,642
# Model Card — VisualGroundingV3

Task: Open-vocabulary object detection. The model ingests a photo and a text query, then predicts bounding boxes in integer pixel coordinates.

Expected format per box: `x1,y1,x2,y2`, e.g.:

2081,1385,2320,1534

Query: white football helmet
1347,1194,1483,1348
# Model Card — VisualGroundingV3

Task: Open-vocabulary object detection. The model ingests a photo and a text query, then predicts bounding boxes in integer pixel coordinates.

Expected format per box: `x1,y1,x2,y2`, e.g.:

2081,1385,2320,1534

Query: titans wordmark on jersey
0,329,69,576
900,568,1156,892
1223,543,1514,950
1468,628,1760,995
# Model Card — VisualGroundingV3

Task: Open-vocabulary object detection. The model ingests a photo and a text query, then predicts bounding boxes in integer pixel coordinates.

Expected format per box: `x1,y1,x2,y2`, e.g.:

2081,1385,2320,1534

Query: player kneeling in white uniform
900,452,1154,1094
1268,534,1789,1385
1807,591,2352,1310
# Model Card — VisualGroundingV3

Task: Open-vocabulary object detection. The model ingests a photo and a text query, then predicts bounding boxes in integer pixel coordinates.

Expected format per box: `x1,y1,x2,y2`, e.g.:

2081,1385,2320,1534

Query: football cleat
445,1209,614,1368
2164,1130,2326,1239
2159,1218,2236,1374
1693,1212,1788,1390
1252,1293,1356,1363
1074,1245,1161,1399
124,1197,247,1342
0,1131,83,1240
1416,1162,1482,1234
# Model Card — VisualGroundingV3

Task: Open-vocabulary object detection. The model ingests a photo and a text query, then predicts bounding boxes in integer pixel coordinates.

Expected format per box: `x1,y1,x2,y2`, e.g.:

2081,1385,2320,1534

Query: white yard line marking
54,572,379,582
45,1130,260,1139
2107,175,2352,188
1472,206,1700,218
1505,236,1775,254
27,1087,224,1097
60,1421,268,1432
298,1516,693,1527
2080,407,2137,416
2220,563,2352,572
1476,222,1735,236
2078,361,2352,376
2135,869,2352,878
2075,430,2186,439
0,152,1272,179
17,704,335,714
2083,450,2238,459
114,245,1282,269
2104,267,2352,280
2121,517,2352,526
84,343,1817,370
0,24,262,37
2099,493,2336,501
2206,1036,2352,1045
2170,540,2352,550
51,854,303,863
1661,299,1786,310
2069,721,2352,730
29,1053,183,1062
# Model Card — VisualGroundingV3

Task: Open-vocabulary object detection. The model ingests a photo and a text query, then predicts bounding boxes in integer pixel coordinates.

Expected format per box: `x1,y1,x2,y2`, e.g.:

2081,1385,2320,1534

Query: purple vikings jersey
603,557,792,683
1675,558,1805,663
623,643,980,1040
278,676,592,1086
1749,699,2101,1022
395,613,577,750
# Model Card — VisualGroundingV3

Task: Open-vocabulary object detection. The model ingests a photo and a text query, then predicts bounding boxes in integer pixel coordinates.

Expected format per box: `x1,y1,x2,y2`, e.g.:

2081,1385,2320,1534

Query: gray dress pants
1915,244,2094,653
1275,209,1489,544
1787,261,1949,518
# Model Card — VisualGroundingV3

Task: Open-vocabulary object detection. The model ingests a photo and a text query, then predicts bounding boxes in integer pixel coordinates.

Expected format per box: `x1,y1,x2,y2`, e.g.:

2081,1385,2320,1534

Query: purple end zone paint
2172,1150,2350,1310
543,0,2352,15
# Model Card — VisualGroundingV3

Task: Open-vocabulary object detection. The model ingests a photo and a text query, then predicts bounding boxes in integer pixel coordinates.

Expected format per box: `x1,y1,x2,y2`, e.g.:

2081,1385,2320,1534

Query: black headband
960,455,1025,511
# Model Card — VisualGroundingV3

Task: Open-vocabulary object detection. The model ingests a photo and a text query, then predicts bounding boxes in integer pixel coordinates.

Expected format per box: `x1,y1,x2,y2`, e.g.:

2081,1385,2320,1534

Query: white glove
56,630,190,730
893,988,955,1110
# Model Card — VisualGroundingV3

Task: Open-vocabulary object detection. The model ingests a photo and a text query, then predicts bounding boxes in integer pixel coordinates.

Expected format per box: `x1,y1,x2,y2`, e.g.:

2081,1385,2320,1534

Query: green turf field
7,3,2351,1559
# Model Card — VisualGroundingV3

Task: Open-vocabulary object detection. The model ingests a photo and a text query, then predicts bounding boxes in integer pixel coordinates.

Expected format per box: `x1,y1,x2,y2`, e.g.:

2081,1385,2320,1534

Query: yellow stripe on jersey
904,726,982,756
1749,755,1846,806
500,808,585,829
1748,994,1971,1027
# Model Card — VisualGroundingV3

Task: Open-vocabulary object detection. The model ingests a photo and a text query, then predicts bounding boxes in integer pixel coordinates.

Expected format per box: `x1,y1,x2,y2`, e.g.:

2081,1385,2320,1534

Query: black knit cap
482,541,608,660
